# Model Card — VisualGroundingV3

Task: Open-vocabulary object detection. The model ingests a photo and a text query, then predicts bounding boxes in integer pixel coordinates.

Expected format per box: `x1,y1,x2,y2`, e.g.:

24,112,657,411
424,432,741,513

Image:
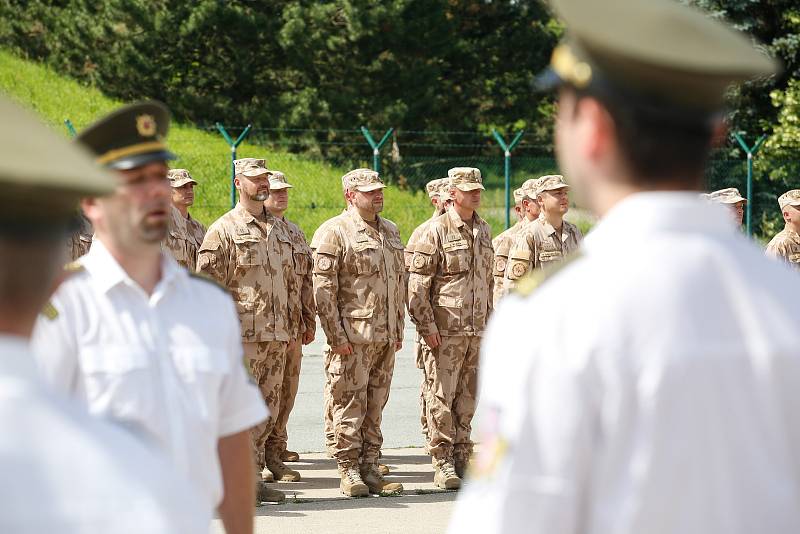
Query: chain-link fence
147,123,800,242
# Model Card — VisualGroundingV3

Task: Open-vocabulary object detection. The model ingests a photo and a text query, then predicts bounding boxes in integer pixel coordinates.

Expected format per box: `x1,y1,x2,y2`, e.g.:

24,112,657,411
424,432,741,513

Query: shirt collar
583,191,735,254
83,238,186,294
347,209,384,234
446,206,465,228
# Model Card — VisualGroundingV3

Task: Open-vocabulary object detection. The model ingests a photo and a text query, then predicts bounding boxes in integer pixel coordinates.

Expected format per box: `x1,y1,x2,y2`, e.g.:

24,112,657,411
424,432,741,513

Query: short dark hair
569,87,715,186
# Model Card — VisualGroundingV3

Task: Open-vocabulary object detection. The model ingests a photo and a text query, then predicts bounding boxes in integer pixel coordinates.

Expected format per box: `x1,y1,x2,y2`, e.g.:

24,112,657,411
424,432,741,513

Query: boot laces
345,466,361,483
441,461,457,478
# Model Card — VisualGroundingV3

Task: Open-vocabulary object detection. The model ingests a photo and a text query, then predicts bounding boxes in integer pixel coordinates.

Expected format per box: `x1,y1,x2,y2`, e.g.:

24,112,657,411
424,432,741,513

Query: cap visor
170,178,197,187
456,183,485,191
533,67,564,93
542,184,570,192
356,183,386,192
108,150,177,171
242,169,269,177
269,183,293,190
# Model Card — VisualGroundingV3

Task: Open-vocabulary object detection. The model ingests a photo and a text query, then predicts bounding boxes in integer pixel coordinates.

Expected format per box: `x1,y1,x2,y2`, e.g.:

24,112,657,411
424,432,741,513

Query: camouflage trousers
328,342,396,467
267,340,302,456
415,335,431,442
424,335,480,463
244,340,289,469
324,357,334,456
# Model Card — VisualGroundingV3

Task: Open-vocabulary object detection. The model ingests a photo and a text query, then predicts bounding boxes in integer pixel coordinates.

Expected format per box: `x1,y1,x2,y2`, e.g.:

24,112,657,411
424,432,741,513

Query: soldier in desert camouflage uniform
197,158,301,504
703,187,747,227
504,174,582,292
766,189,800,269
313,168,405,497
407,167,494,490
162,169,205,269
406,178,454,445
263,170,316,465
491,178,543,306
66,208,93,261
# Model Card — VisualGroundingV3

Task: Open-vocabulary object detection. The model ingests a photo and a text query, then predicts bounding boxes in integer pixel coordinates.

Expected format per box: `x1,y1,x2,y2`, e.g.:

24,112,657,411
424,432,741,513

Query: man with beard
262,170,316,465
198,158,302,503
407,167,494,490
313,168,405,497
504,174,582,292
32,102,267,534
163,168,205,269
449,0,799,532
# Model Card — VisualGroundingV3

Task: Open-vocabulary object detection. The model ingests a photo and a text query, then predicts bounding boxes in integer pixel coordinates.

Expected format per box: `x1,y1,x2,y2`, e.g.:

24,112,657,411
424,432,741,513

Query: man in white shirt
0,96,207,533
450,1,800,534
33,101,267,533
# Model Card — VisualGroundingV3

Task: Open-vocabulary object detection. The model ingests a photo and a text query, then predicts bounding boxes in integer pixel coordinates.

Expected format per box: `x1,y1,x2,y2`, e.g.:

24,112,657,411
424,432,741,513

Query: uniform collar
347,209,384,234
583,192,735,253
83,238,186,294
446,205,467,228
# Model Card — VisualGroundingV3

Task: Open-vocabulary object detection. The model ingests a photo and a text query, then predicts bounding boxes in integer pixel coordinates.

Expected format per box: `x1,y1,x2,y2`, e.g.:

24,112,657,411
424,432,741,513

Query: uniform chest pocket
233,236,265,266
78,346,153,420
351,242,381,275
442,241,471,274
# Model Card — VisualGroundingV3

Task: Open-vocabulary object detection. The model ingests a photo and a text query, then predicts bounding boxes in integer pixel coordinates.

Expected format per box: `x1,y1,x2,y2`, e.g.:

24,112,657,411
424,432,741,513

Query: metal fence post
216,123,252,209
360,126,394,174
491,129,525,229
64,119,77,137
733,132,767,236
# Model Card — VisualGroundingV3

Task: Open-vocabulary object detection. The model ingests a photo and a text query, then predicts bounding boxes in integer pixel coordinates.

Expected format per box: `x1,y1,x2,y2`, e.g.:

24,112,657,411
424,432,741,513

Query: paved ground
211,448,458,534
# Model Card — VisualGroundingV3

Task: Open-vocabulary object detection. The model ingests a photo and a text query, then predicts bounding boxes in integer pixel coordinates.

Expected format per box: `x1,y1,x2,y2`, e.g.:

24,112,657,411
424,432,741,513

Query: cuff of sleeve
218,402,269,438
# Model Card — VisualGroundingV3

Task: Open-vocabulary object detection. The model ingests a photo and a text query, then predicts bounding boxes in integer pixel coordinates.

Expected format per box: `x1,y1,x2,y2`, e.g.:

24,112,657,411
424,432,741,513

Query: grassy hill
0,49,594,239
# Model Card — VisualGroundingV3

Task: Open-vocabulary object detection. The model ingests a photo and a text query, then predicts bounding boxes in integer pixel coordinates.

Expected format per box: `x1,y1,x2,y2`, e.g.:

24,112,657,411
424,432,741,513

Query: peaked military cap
706,187,746,205
77,100,176,171
267,170,293,190
778,190,800,210
167,168,197,188
342,168,385,192
513,187,524,204
537,0,780,119
0,96,114,227
449,167,484,191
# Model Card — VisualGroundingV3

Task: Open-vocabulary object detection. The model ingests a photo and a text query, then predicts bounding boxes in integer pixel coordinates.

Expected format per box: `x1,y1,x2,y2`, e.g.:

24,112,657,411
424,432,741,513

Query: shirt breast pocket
172,346,230,421
233,236,265,266
78,345,153,422
442,241,471,274
352,242,381,275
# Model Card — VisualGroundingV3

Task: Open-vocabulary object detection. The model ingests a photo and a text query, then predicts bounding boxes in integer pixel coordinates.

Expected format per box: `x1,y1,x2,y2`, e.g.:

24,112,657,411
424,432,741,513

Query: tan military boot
260,466,274,483
281,449,300,462
255,481,285,504
360,463,403,495
339,465,369,497
379,463,390,475
434,461,461,490
266,458,301,482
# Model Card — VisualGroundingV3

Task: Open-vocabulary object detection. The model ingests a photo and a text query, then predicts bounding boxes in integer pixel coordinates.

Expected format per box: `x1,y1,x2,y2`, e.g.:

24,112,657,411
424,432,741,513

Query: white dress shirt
33,239,267,511
0,335,209,533
450,193,800,534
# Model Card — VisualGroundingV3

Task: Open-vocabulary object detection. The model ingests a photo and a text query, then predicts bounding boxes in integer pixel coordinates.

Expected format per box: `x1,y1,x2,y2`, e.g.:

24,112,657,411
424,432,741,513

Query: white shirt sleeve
449,298,600,534
31,289,80,395
216,298,268,438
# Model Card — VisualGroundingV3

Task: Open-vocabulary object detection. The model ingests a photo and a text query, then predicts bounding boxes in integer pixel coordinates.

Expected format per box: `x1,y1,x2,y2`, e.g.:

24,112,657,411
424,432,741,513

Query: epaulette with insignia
40,302,59,320
63,261,85,273
514,251,583,298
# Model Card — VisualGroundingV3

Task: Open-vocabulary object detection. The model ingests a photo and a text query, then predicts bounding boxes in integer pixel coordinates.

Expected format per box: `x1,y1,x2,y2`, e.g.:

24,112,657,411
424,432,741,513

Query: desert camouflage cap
234,158,269,178
167,168,197,188
0,96,115,226
707,187,746,204
342,168,386,192
268,170,293,190
520,177,542,199
778,189,800,210
537,174,569,194
513,187,524,204
426,178,446,199
448,167,484,191
537,0,779,115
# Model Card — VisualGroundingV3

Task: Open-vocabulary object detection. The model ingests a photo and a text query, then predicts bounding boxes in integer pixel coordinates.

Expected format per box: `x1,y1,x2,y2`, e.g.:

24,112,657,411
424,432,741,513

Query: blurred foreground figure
450,1,800,533
32,102,266,534
0,96,207,533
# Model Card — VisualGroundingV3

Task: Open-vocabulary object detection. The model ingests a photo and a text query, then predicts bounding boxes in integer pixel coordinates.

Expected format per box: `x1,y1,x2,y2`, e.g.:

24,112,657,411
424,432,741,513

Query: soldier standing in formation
704,187,747,227
263,170,316,464
766,189,800,268
504,174,582,292
408,167,494,490
197,157,301,504
32,101,266,533
492,178,542,306
312,169,405,497
406,178,454,446
163,168,206,269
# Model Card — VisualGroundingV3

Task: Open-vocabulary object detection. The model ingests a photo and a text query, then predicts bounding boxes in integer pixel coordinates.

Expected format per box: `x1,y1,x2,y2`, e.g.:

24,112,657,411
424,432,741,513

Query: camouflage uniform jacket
312,209,405,347
491,218,529,306
197,203,301,342
163,205,198,270
504,218,583,290
404,211,441,270
282,216,316,337
407,206,494,338
766,228,800,270
186,213,206,252
67,212,93,261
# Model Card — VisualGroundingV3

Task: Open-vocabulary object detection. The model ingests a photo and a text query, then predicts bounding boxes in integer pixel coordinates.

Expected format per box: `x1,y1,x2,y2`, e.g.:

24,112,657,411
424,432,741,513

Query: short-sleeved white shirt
32,239,267,510
451,193,800,534
1,335,209,534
